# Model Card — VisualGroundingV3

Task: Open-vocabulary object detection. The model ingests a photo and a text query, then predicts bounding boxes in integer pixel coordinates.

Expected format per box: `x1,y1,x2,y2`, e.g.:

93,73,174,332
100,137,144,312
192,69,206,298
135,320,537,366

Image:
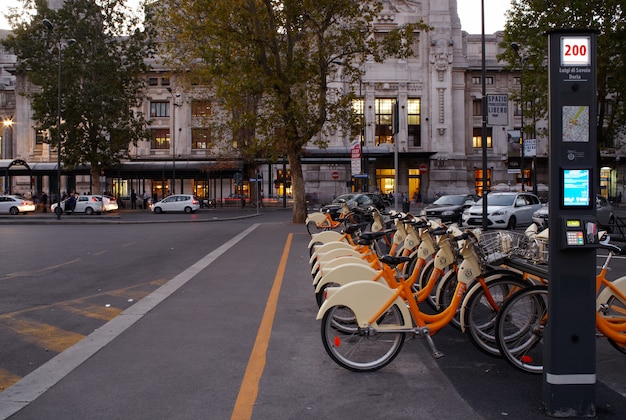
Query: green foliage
499,0,626,147
2,0,154,192
153,0,429,221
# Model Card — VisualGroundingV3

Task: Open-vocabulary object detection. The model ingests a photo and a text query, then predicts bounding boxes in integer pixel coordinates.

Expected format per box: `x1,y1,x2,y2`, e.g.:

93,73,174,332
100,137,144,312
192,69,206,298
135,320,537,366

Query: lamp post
43,19,75,219
511,42,526,192
167,87,179,195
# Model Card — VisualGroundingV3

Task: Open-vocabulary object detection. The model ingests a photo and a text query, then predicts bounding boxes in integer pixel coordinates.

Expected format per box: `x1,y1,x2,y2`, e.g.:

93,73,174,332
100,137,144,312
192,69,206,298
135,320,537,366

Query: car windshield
475,194,515,206
331,194,355,204
433,195,466,206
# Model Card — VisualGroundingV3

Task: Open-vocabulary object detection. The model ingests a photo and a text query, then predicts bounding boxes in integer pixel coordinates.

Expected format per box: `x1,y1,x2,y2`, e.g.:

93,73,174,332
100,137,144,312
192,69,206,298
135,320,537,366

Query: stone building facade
2,1,560,204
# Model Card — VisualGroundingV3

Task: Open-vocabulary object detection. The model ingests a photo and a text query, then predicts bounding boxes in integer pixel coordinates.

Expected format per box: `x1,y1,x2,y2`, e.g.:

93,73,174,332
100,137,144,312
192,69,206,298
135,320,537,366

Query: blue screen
563,169,591,207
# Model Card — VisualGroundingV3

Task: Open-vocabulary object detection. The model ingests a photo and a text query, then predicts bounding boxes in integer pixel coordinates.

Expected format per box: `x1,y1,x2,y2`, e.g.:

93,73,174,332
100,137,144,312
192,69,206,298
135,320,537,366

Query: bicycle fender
316,281,412,329
308,230,345,249
306,212,330,226
596,276,626,312
311,247,362,271
315,263,380,293
312,255,367,283
309,241,354,265
458,272,525,332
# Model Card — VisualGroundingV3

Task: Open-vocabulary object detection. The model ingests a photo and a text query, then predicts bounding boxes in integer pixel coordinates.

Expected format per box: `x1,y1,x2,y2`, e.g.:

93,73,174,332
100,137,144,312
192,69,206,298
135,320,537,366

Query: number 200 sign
561,36,590,66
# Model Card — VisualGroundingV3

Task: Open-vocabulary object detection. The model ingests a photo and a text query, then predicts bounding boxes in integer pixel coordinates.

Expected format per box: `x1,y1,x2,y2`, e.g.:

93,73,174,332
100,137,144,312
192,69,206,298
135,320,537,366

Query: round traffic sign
331,171,339,179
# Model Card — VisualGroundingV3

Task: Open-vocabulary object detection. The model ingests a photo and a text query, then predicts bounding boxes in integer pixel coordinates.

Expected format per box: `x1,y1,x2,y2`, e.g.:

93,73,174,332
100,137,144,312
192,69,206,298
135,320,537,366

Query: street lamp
43,18,75,219
167,87,180,195
511,42,526,192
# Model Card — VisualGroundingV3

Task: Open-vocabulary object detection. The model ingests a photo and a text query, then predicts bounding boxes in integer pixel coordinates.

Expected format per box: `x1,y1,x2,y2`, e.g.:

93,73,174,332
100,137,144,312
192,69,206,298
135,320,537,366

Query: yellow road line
0,317,84,353
231,233,293,420
0,368,22,392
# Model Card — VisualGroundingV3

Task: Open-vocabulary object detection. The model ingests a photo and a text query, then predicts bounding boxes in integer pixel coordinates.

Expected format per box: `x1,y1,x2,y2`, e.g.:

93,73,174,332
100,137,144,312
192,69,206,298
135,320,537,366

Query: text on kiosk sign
561,36,590,66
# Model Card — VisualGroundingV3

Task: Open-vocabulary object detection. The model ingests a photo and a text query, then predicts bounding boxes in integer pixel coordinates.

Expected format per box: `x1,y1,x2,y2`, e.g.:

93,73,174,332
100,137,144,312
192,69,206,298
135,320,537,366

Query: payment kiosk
545,31,598,416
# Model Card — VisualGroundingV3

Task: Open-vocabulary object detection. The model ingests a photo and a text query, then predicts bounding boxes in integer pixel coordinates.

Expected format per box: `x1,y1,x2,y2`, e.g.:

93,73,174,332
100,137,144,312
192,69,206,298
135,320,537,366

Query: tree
3,0,153,194
153,0,428,223
498,0,626,149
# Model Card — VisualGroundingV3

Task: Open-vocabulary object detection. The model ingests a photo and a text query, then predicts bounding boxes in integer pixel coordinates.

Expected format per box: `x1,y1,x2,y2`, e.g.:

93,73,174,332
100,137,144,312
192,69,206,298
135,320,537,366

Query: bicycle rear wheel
321,304,405,372
463,275,529,356
495,285,548,374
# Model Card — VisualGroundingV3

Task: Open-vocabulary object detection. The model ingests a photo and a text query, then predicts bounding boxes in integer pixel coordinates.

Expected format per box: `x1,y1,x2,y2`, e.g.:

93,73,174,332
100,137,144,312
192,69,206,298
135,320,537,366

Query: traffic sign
331,171,339,179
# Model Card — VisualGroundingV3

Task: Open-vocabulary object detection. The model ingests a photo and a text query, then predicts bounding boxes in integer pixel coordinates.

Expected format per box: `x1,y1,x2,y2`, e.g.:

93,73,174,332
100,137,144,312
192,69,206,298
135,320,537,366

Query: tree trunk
90,165,102,195
288,149,307,224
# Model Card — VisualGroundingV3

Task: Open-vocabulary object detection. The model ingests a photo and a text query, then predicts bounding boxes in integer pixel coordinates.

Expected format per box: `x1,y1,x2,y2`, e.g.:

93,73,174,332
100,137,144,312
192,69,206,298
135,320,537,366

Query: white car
51,195,105,215
101,195,119,212
463,192,542,229
0,195,36,215
152,194,200,214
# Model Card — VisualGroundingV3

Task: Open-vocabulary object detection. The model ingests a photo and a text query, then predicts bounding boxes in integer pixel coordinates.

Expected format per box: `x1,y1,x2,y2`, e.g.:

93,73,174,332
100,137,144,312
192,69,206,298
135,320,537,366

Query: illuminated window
351,99,364,141
192,128,211,149
375,98,395,145
407,98,421,147
192,100,212,117
150,129,170,149
472,127,492,148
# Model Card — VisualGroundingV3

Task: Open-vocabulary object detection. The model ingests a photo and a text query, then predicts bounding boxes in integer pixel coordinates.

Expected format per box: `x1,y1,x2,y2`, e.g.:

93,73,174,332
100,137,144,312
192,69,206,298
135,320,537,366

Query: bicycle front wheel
321,304,405,372
464,275,530,356
495,285,548,374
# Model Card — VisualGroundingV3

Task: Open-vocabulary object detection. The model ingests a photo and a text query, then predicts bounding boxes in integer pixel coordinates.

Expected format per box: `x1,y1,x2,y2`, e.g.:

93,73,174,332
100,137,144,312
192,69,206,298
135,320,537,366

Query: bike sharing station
545,30,599,416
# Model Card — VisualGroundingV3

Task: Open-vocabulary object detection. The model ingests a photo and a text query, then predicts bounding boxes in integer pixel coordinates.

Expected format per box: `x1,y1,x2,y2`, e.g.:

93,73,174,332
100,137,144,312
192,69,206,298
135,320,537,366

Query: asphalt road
0,208,625,418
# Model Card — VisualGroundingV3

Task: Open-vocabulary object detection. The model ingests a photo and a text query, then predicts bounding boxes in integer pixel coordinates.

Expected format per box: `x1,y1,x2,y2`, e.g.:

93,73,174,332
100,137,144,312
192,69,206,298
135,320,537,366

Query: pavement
0,207,624,419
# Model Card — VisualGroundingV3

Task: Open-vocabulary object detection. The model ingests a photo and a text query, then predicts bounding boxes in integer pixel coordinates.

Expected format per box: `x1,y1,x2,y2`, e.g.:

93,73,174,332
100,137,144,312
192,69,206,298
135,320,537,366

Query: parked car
50,195,105,215
421,194,478,224
532,195,615,230
101,195,119,212
462,192,542,229
0,195,36,215
152,194,200,214
319,193,387,220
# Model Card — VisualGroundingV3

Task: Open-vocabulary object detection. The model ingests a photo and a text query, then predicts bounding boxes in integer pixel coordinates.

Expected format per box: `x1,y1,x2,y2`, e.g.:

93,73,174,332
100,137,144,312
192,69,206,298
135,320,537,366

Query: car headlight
442,210,454,216
533,212,541,218
419,210,426,216
492,209,508,216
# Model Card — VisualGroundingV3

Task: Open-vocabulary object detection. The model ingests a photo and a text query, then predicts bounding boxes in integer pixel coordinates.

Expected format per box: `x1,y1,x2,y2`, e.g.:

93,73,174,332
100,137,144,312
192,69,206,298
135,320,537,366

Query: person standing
143,191,149,210
131,189,137,209
40,191,48,213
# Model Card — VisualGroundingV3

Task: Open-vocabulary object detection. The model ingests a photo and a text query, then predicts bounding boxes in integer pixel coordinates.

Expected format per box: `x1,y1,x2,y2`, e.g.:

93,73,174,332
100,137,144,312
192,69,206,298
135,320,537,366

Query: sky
0,0,510,34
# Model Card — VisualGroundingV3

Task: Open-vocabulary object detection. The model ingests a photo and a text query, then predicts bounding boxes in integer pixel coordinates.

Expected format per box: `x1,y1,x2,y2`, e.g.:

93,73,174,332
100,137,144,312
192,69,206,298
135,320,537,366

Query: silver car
463,192,542,229
152,194,200,214
532,195,615,230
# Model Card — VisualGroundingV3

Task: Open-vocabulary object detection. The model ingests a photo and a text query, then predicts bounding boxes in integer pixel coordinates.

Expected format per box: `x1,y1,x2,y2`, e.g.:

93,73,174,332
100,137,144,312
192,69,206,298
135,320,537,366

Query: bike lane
0,220,480,419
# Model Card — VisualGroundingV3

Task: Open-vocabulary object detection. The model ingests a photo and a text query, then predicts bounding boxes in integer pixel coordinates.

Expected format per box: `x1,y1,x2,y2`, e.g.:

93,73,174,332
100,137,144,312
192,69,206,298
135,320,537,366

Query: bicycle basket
528,237,549,264
476,230,530,264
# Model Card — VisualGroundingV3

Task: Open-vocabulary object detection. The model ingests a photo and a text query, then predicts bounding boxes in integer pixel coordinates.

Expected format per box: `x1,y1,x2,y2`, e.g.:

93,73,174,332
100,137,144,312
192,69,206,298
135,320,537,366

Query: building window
161,77,170,86
514,100,522,117
472,76,494,85
351,99,364,142
151,129,170,149
410,32,420,57
191,100,212,117
407,98,421,147
472,99,482,116
192,128,211,149
150,101,169,118
513,76,521,85
148,77,158,86
375,98,395,145
35,129,46,145
472,127,492,148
